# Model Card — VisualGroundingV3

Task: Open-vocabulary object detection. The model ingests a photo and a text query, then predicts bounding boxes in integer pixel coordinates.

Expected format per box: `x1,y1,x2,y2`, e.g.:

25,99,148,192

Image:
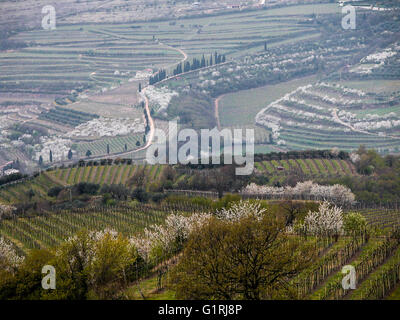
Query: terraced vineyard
256,82,400,153
39,106,99,127
72,134,145,158
0,157,358,205
254,158,356,178
1,26,182,103
0,202,201,254
1,165,400,300
309,237,399,300
0,172,61,204
49,164,169,187
358,209,400,231
0,4,338,109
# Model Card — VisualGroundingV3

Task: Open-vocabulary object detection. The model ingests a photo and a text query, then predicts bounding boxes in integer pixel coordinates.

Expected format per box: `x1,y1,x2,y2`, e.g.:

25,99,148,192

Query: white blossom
0,237,24,273
216,201,266,222
304,201,344,237
66,117,144,138
241,181,355,204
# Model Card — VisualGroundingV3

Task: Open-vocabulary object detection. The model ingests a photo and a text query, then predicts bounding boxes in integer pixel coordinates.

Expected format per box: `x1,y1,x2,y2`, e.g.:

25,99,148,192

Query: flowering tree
0,204,15,219
241,181,355,205
130,212,212,262
303,201,344,238
216,200,266,222
0,237,24,274
130,201,268,263
55,229,137,299
171,209,317,300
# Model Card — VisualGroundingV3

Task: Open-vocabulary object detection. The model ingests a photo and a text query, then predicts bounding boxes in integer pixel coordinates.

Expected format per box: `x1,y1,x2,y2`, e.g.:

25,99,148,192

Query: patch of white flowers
317,82,366,97
66,117,145,138
361,47,397,64
0,204,16,218
350,152,360,163
241,181,355,205
130,212,212,262
59,228,132,269
144,86,178,113
303,201,344,237
216,201,266,222
130,201,268,262
351,44,398,74
0,236,24,273
34,136,73,163
133,69,153,81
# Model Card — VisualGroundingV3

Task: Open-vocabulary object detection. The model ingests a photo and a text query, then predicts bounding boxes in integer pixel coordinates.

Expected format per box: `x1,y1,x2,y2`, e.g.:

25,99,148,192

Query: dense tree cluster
149,69,167,85
170,202,317,299
173,52,226,76
324,147,400,203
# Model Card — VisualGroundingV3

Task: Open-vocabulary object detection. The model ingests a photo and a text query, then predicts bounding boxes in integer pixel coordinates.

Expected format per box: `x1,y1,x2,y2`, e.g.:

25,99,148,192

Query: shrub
132,187,149,203
47,186,64,198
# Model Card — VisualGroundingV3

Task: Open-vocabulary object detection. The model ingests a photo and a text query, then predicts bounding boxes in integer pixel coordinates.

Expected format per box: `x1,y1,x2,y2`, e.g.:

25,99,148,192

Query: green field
73,134,145,158
255,158,355,178
219,75,318,127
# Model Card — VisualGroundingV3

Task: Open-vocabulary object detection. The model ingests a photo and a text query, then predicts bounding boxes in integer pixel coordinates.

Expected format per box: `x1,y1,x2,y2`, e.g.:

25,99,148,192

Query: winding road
214,94,225,130
134,41,189,154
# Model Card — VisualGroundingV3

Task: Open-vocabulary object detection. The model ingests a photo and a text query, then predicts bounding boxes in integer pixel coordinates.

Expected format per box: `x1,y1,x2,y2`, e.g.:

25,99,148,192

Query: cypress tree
201,54,206,68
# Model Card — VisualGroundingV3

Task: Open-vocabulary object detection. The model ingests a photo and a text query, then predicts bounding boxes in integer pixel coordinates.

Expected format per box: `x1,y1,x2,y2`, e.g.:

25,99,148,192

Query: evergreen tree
39,155,43,166
138,83,142,93
184,61,191,72
68,149,73,160
269,133,273,144
86,150,92,158
201,54,206,68
107,144,110,154
49,150,53,163
28,189,35,200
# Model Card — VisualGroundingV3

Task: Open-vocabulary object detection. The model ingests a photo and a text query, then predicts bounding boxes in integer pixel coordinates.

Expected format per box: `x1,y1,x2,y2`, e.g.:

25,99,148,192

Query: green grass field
219,75,318,127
